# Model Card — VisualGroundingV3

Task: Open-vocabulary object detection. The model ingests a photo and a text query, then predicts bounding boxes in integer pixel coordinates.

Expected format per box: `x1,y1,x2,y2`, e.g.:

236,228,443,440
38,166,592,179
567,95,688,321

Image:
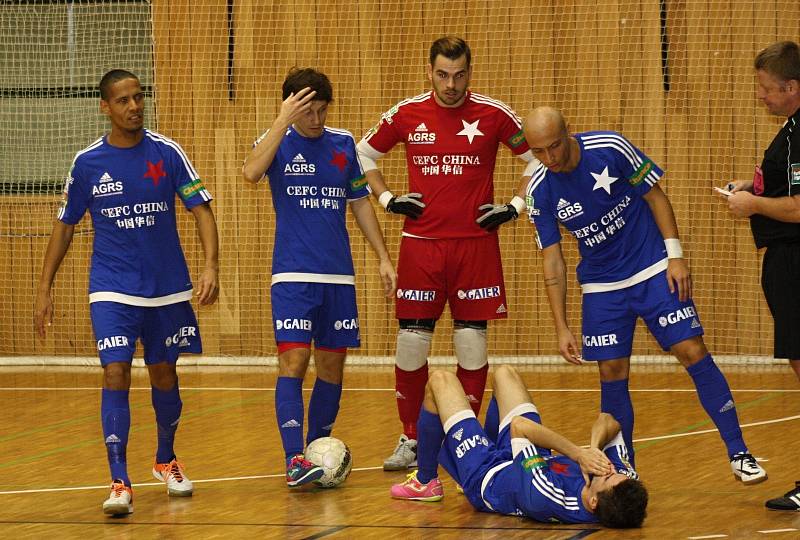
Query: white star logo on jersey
456,119,484,144
591,166,619,195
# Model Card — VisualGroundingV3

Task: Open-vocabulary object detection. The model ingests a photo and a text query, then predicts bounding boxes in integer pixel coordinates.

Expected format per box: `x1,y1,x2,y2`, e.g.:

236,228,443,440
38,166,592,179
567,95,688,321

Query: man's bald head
523,106,577,173
525,106,568,139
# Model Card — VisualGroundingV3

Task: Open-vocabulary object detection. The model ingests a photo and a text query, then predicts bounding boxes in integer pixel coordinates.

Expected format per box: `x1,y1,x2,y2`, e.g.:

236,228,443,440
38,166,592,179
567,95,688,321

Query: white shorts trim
480,460,514,512
442,409,476,434
581,258,668,294
88,290,192,306
271,273,356,286
499,403,540,433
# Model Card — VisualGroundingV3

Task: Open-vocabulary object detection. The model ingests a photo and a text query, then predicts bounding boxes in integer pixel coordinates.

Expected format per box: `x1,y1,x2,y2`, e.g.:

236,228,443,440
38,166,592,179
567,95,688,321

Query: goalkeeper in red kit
356,36,539,470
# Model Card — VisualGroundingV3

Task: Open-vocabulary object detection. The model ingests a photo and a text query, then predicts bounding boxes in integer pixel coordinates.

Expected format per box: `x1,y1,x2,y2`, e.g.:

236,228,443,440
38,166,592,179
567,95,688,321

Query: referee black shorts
762,243,800,360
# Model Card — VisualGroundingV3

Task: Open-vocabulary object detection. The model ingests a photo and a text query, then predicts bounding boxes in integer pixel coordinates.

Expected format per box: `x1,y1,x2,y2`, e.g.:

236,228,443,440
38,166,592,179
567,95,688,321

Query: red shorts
395,235,507,321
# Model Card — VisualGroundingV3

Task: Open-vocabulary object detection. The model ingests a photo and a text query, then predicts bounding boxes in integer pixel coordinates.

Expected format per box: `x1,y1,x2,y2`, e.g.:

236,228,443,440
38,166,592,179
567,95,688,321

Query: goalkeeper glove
476,196,526,231
379,191,425,220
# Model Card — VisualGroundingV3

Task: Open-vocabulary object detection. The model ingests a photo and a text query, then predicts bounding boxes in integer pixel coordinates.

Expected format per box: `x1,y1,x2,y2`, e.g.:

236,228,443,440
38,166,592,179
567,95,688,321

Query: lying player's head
282,67,333,138
99,69,144,133
592,476,648,529
427,36,472,108
753,41,800,117
524,107,574,173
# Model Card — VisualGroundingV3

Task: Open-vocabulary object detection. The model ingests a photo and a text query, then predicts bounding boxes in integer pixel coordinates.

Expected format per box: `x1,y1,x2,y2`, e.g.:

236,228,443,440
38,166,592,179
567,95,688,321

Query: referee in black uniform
720,40,800,512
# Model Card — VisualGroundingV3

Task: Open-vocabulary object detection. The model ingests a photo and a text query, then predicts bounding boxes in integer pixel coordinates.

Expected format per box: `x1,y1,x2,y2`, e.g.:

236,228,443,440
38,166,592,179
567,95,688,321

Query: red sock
395,363,428,440
457,364,489,416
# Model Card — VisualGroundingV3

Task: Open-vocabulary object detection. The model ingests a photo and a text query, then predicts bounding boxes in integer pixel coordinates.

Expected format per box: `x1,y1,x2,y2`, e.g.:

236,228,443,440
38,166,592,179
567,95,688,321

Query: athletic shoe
286,453,324,487
765,482,800,511
102,480,133,515
390,470,443,502
730,452,768,485
153,458,194,496
383,434,417,471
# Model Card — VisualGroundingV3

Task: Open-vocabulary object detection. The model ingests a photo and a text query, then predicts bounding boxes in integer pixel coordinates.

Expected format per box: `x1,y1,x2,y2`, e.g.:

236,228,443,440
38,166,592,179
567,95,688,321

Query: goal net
1,0,797,364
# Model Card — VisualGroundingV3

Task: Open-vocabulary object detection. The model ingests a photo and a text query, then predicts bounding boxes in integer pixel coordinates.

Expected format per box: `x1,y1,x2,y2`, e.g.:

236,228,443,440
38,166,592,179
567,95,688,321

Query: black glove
387,192,425,219
476,203,518,231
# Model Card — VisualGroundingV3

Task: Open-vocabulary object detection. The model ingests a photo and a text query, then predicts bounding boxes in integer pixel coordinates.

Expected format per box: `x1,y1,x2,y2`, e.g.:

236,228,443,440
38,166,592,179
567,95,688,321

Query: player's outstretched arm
589,413,622,450
242,87,317,183
34,220,75,338
541,243,581,364
510,416,612,477
190,203,220,306
642,184,692,302
350,197,397,297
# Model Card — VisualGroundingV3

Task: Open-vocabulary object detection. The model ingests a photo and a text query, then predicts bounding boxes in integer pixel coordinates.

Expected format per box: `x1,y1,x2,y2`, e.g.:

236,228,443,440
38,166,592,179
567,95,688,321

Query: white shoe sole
103,503,133,515
153,469,194,496
734,472,768,485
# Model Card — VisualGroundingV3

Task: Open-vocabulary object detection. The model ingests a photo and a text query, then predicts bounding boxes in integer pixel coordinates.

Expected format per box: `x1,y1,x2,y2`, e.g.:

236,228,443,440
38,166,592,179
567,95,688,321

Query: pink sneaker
390,471,443,502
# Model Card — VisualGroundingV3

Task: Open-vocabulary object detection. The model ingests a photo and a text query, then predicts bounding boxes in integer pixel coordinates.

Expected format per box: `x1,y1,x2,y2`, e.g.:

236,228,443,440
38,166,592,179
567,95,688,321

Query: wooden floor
0,363,798,539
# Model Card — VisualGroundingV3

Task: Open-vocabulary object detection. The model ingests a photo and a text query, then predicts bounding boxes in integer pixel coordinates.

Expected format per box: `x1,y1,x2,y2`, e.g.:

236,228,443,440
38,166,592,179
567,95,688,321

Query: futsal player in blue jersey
242,68,396,487
34,70,219,515
390,365,648,528
522,106,766,484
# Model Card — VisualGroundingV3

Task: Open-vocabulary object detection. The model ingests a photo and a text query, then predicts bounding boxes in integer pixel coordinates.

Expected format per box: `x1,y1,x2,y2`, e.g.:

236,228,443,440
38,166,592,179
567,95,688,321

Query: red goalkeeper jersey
360,91,529,239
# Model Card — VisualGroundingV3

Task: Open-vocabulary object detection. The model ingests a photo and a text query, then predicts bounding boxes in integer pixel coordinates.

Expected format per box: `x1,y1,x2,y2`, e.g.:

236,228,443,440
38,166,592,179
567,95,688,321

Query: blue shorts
439,409,543,512
271,282,360,349
581,270,704,361
90,301,202,366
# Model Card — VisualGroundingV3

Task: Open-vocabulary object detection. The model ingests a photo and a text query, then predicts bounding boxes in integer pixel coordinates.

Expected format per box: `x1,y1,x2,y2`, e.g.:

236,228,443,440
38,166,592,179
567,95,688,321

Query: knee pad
399,318,437,332
453,325,487,370
395,328,432,371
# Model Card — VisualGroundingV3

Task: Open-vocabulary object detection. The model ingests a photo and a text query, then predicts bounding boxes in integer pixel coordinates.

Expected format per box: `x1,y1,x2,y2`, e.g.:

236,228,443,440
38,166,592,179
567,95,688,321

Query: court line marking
0,387,797,393
1,414,798,497
758,529,800,534
687,535,728,539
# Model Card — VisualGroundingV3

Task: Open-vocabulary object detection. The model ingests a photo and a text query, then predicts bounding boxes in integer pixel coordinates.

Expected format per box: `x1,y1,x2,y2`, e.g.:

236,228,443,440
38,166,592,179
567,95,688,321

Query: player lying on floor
390,365,648,528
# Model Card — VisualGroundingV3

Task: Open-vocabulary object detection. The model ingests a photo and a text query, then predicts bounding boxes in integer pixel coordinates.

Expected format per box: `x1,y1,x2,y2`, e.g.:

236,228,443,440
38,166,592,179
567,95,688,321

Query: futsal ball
305,436,353,488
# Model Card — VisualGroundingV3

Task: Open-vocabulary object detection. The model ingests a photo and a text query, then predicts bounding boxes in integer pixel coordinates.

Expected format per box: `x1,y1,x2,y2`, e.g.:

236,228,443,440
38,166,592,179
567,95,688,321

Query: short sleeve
170,142,212,210
526,175,561,250
58,161,90,225
603,432,639,480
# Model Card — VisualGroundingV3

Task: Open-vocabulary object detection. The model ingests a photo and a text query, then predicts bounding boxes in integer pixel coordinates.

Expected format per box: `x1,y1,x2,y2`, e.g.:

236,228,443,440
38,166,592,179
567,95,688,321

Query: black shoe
765,481,800,511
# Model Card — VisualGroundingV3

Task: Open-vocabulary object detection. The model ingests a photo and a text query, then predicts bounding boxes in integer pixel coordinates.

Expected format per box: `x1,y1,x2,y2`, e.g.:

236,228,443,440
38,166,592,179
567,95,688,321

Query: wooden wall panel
1,0,794,360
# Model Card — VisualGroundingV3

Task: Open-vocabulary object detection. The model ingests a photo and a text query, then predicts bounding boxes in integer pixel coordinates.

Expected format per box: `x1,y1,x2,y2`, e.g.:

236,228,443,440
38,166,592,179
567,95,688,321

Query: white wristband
665,238,683,259
509,195,526,214
378,191,394,209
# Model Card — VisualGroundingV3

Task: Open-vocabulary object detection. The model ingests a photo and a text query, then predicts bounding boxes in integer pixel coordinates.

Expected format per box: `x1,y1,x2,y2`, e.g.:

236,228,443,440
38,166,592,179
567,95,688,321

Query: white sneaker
383,434,418,471
102,480,133,515
153,458,194,496
731,452,768,485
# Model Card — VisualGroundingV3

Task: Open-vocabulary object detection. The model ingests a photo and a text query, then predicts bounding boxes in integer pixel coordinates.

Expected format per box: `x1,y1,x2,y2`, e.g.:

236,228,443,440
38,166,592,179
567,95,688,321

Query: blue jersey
59,130,212,306
526,131,666,291
486,436,637,524
256,126,370,285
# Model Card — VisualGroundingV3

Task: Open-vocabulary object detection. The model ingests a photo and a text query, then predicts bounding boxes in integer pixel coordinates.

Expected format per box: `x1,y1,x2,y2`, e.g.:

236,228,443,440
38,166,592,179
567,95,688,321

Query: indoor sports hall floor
0,363,797,539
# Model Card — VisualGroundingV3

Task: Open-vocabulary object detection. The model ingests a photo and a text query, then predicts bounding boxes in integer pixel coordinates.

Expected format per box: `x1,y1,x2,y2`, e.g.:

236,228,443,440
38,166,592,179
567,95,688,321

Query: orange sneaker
102,480,133,515
153,458,194,496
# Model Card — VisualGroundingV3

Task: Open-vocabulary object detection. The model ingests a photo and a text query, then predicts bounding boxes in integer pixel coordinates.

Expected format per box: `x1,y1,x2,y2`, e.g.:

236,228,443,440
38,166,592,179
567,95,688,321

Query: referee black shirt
751,107,800,248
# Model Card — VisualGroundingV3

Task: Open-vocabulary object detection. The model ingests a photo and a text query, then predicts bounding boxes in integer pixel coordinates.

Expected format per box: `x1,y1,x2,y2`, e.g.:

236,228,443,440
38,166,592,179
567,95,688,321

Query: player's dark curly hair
754,41,800,82
594,478,648,529
282,67,333,103
99,69,139,100
429,36,471,67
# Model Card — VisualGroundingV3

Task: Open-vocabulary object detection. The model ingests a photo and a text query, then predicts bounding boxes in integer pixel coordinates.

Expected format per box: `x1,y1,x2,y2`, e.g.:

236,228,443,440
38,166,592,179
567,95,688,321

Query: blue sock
151,384,182,463
101,388,131,486
415,407,444,484
484,396,499,443
687,354,747,458
276,376,305,464
601,378,635,466
306,378,342,445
